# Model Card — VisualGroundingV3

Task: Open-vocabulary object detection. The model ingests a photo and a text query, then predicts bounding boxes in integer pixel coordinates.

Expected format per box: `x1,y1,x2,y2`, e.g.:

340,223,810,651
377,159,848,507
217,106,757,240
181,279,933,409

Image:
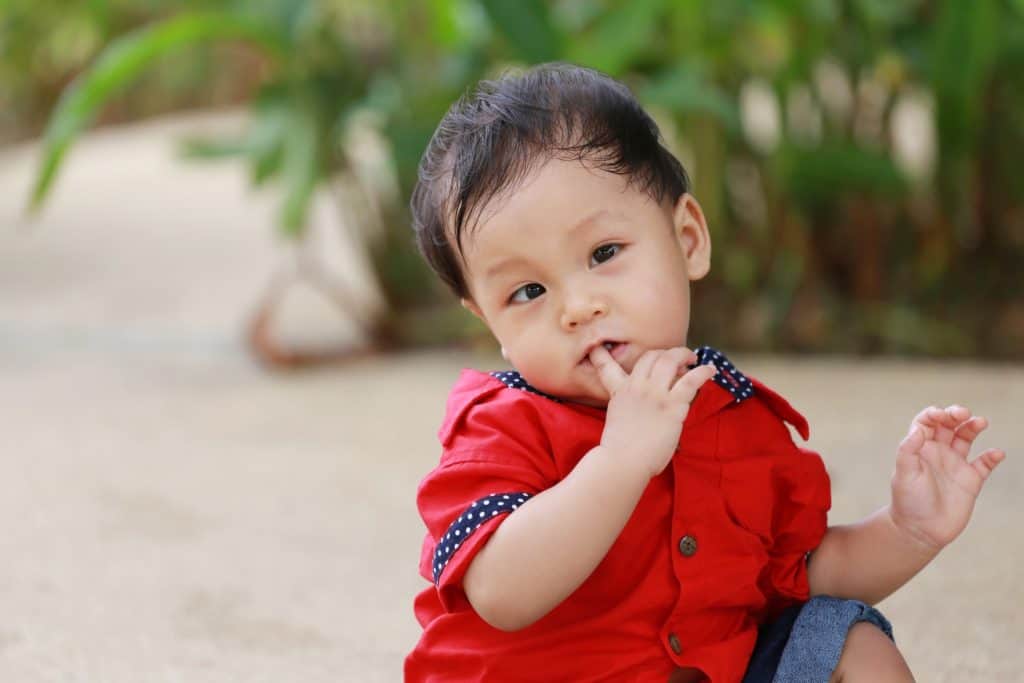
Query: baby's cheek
506,334,557,378
643,283,690,341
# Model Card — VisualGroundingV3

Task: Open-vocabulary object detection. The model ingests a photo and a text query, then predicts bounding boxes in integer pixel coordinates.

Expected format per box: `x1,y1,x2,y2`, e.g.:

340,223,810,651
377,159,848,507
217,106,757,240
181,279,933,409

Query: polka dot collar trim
488,370,561,401
695,346,755,403
488,345,755,404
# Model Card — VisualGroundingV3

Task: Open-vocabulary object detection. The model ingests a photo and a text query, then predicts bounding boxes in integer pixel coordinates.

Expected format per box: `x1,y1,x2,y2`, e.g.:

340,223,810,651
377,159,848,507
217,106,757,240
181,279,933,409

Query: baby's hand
589,346,717,479
890,404,1006,551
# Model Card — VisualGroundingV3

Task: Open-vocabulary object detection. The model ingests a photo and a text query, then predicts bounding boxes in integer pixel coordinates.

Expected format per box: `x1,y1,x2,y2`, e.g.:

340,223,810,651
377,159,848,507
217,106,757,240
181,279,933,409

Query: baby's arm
463,347,715,631
807,405,1006,604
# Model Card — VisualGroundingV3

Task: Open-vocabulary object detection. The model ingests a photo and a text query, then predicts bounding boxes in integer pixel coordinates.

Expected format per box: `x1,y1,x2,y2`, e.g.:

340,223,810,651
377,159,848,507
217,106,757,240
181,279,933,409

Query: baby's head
411,63,712,406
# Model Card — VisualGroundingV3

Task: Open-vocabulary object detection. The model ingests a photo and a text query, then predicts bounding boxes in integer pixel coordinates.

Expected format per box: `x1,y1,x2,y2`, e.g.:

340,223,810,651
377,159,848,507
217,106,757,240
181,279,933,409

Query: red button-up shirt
406,352,830,682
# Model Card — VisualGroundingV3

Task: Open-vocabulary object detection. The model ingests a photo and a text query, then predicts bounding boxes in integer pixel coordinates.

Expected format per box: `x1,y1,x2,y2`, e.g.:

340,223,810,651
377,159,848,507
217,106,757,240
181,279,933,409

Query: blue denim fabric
741,596,893,683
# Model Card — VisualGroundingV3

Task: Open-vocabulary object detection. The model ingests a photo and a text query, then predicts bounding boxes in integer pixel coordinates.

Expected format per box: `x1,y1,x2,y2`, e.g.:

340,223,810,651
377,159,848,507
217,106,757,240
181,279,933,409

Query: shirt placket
661,420,720,663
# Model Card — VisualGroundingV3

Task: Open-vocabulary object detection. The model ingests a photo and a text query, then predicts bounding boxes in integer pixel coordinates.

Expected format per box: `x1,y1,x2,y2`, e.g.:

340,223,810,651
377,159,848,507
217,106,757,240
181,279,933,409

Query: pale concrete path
0,112,1021,682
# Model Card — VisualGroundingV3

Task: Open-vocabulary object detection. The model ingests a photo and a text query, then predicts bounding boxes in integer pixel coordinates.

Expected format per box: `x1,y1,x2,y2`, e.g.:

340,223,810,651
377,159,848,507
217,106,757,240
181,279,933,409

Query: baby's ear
672,193,712,281
461,297,484,320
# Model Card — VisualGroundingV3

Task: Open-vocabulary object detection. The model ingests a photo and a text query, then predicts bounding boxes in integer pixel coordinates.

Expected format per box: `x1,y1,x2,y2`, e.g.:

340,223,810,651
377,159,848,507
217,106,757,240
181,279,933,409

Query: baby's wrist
593,440,660,482
885,505,945,556
598,428,632,457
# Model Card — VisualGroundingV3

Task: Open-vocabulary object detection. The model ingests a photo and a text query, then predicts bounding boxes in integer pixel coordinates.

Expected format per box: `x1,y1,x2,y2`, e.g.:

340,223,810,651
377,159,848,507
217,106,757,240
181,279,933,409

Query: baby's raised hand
589,346,716,480
890,404,1006,551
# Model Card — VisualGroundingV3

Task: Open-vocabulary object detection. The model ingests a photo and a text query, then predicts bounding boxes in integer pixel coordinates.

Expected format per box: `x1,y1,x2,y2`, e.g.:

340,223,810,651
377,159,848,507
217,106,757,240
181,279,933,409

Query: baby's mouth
581,341,625,365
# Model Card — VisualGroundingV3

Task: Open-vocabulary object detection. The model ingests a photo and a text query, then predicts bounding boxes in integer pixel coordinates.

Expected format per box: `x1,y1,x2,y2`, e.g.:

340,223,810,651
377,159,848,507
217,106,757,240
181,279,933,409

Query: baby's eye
509,282,546,303
591,243,622,265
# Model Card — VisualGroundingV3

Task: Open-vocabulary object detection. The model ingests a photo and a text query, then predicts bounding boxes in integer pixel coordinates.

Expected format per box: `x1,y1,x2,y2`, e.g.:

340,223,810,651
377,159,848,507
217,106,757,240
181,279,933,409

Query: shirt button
668,633,682,655
678,534,698,557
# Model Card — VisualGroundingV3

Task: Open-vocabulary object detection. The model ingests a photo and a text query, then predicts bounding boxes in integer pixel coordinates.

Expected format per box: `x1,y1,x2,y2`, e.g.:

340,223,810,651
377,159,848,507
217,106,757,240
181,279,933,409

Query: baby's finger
908,406,939,440
952,416,988,457
588,345,626,393
910,405,957,443
954,415,987,441
970,448,1006,481
894,428,924,480
923,405,958,433
945,404,972,424
932,423,957,447
677,348,700,377
929,405,959,426
932,405,969,444
898,423,927,458
650,347,692,389
669,363,717,404
632,349,659,380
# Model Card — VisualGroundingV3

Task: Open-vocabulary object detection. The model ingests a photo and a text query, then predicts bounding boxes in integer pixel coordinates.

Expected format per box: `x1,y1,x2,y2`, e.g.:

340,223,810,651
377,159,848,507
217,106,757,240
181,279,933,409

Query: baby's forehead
447,168,545,262
451,157,670,279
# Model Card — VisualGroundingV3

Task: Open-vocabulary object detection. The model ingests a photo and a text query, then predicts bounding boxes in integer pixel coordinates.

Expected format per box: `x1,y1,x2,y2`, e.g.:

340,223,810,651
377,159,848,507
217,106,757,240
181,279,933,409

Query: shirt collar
488,344,755,405
449,345,808,445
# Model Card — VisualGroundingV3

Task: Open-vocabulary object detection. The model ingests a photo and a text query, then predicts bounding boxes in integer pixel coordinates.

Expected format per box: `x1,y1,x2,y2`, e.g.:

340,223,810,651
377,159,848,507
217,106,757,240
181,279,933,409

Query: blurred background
7,0,1024,359
1,1,1021,681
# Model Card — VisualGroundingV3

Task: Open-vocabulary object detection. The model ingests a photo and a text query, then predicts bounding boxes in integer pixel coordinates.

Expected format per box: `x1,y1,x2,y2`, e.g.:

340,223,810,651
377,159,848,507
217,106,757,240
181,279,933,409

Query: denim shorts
741,596,894,683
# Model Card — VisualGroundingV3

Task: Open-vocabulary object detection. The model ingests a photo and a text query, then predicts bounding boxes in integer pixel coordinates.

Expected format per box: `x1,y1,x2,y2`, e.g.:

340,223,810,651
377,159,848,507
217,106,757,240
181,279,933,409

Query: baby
404,63,1005,682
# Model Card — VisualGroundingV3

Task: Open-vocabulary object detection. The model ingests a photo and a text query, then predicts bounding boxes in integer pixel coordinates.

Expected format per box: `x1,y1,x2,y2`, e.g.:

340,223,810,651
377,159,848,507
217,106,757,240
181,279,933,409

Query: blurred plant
26,0,465,365
556,0,1024,356
24,0,1024,361
0,0,254,144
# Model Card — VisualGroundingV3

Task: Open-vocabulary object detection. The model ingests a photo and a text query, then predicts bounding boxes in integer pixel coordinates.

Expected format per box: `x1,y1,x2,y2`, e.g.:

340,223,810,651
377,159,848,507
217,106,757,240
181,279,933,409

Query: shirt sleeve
415,393,558,613
741,379,831,618
760,445,831,616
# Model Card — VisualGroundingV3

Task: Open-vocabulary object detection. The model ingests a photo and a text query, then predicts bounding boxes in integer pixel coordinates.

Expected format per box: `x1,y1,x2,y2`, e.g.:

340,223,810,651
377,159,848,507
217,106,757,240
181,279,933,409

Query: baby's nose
561,297,608,330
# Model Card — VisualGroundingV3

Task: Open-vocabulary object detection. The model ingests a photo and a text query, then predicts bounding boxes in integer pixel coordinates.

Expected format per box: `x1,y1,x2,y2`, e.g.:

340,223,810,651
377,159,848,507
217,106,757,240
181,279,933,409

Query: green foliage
931,0,999,159
29,11,287,208
639,68,740,133
0,0,242,142
18,0,1024,357
566,0,664,75
479,0,563,63
778,143,907,208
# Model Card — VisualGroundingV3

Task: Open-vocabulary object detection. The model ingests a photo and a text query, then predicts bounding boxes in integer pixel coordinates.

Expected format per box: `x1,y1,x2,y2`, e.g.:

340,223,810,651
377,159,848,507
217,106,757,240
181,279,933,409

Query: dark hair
410,62,691,299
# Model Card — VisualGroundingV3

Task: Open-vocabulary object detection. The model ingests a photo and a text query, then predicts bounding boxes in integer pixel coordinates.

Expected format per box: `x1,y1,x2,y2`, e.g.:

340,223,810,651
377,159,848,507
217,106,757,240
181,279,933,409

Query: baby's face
459,158,711,406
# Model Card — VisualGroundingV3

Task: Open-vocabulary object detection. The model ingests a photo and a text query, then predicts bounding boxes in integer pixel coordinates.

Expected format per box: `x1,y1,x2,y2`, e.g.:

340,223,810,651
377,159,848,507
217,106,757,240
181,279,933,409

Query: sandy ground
1,112,1022,682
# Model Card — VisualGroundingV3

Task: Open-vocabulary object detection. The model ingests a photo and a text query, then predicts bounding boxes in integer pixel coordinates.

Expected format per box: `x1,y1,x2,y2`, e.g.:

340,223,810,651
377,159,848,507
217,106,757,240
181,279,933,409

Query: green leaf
246,93,290,186
428,0,462,48
29,11,288,211
865,304,973,354
930,0,999,157
778,142,908,208
567,0,666,75
478,0,564,63
178,138,252,160
177,92,290,188
639,67,741,133
278,102,321,237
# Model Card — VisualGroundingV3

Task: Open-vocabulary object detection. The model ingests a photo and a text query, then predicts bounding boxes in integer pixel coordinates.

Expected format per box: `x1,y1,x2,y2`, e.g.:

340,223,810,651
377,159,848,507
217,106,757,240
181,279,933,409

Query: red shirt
406,349,830,682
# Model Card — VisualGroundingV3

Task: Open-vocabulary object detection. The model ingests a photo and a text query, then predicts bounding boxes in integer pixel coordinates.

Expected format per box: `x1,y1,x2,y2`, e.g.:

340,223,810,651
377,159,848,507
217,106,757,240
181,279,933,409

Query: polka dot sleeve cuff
432,492,533,585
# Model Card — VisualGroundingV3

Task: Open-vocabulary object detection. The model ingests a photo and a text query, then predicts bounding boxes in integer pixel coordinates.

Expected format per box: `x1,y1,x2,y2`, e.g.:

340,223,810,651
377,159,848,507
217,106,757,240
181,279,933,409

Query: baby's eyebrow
484,255,529,279
568,209,611,238
480,209,625,279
